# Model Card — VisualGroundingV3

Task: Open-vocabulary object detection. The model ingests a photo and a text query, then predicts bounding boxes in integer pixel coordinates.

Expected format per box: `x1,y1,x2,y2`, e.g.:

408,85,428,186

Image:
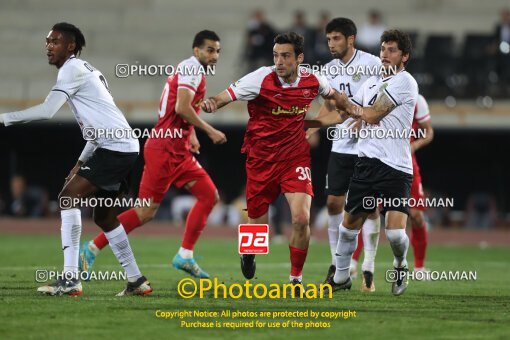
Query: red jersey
411,94,430,171
145,56,206,158
226,66,333,162
412,94,430,142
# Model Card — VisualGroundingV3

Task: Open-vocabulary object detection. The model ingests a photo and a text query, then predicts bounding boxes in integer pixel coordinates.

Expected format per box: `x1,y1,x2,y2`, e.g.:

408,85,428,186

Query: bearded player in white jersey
306,18,382,292
0,23,151,297
308,30,418,296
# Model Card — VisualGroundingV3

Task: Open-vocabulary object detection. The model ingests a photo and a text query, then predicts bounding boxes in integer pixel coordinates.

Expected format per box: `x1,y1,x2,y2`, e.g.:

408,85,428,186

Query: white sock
105,225,142,282
328,212,343,265
385,229,409,268
61,208,81,280
333,224,359,284
178,247,193,259
89,241,100,256
289,275,303,282
361,217,381,273
350,259,358,270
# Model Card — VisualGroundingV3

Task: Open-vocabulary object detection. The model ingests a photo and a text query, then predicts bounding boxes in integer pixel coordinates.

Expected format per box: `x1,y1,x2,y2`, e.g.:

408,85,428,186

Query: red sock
289,246,308,276
352,234,364,261
411,224,427,268
181,176,217,250
92,209,142,250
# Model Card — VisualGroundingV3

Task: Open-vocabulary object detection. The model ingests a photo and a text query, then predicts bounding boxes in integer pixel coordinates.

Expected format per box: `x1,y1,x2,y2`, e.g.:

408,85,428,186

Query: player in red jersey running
202,32,352,292
79,30,226,279
409,94,434,275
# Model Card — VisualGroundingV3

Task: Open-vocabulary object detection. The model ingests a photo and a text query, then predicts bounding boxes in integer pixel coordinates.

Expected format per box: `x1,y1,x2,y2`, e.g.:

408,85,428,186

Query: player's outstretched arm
0,91,67,126
305,101,331,137
201,90,232,113
304,99,347,129
323,89,364,120
175,88,226,144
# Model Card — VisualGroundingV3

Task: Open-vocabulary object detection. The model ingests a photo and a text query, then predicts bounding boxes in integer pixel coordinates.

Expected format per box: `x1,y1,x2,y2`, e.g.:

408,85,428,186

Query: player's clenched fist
202,98,218,113
207,128,227,144
346,104,362,119
189,133,201,154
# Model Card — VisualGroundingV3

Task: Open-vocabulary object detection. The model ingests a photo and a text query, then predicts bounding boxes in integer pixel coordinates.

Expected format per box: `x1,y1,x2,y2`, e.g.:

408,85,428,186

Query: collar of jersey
63,55,76,66
190,55,201,65
277,75,301,88
188,55,206,72
382,67,405,82
337,49,358,67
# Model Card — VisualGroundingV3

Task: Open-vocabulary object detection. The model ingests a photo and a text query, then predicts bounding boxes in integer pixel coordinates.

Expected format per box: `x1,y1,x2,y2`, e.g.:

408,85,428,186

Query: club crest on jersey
302,89,311,98
352,73,361,82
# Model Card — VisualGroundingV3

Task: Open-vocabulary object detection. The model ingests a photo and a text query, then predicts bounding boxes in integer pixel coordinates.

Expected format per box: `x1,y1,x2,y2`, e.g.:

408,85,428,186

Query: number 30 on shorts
296,166,312,181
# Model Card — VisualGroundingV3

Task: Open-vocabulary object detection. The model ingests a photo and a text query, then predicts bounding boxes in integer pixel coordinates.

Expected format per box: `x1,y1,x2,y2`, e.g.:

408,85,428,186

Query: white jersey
352,69,418,174
52,57,139,153
324,50,381,155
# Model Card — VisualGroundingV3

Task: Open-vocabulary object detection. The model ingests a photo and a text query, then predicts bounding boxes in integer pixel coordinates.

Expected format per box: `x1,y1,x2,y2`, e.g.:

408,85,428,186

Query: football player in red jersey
79,30,226,280
202,32,353,293
409,94,434,275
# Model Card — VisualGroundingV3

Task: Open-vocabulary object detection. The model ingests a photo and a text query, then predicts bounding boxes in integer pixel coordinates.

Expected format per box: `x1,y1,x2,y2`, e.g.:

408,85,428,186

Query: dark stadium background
1,123,508,214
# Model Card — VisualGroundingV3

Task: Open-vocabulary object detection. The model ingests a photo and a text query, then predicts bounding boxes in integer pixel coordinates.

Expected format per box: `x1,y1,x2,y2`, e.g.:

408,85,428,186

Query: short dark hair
325,18,357,38
192,30,220,48
52,22,86,56
380,29,412,64
274,32,304,56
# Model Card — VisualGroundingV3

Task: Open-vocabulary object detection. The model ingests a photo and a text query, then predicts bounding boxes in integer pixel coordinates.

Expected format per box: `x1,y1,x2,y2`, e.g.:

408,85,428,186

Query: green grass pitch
0,234,509,339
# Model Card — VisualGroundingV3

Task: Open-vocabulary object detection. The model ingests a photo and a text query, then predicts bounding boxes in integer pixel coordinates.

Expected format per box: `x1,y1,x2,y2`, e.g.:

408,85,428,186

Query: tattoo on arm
372,93,396,116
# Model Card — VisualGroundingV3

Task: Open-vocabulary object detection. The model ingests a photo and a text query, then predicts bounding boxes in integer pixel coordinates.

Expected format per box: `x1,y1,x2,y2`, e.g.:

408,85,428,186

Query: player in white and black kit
306,18,382,292
308,30,418,295
0,23,151,296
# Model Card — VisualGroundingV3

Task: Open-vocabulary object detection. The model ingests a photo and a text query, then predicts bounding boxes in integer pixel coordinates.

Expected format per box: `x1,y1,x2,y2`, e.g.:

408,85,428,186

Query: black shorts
76,148,138,194
325,152,358,196
345,157,413,215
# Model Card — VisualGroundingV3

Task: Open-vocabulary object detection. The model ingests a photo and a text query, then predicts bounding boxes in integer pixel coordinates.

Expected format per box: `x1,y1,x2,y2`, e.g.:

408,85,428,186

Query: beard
383,60,403,75
333,48,348,60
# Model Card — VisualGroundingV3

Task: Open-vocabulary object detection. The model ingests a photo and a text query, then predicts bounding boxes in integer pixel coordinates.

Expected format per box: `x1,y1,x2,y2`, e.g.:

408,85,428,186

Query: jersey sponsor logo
271,105,309,116
238,224,269,254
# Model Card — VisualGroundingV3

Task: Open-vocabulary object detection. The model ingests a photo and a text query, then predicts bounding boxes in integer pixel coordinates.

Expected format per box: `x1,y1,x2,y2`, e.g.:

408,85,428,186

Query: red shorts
410,156,426,211
138,147,210,203
245,154,313,219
